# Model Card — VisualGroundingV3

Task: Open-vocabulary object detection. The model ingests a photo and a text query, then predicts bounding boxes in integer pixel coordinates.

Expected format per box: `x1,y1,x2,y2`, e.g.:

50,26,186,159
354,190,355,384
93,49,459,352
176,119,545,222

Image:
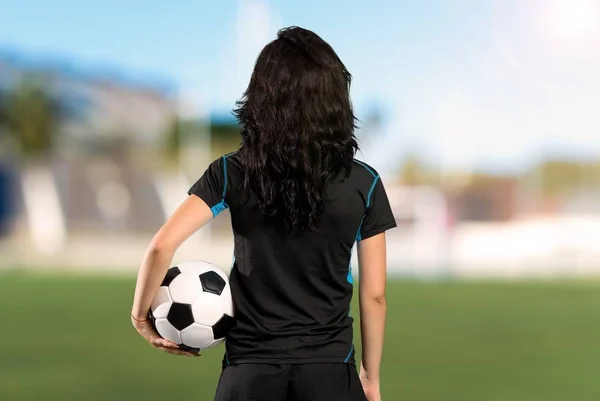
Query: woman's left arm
131,195,214,356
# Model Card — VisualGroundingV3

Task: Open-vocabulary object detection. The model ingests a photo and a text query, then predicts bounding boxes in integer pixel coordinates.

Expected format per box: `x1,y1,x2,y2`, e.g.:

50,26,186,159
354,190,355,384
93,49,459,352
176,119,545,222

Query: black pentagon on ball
212,314,236,339
179,344,200,354
148,309,157,331
199,271,226,295
167,302,194,331
161,266,181,287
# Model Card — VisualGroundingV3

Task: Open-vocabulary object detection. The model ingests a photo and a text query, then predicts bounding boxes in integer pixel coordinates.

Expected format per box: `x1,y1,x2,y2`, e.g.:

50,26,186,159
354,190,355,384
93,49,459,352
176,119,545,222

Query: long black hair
234,26,358,235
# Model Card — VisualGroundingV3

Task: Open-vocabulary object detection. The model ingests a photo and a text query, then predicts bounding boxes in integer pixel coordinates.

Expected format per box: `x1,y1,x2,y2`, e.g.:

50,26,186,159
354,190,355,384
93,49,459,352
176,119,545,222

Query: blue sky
1,0,599,174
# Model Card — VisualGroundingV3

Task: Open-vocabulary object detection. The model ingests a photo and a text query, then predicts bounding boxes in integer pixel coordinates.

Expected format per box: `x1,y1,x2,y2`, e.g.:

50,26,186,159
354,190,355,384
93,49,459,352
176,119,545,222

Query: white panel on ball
176,261,214,276
180,323,214,349
205,338,225,349
169,273,204,304
220,284,234,317
151,287,172,319
154,318,182,344
191,291,226,326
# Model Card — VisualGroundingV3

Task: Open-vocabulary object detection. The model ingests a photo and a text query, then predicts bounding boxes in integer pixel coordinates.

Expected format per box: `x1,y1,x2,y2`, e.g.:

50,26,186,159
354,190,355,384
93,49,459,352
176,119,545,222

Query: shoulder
207,151,240,172
221,151,242,176
352,159,380,181
210,152,243,188
223,150,240,164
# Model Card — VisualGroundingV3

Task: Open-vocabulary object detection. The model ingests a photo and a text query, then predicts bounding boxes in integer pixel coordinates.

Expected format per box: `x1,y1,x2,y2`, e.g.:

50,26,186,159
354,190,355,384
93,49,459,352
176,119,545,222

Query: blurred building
0,49,178,147
0,50,179,236
450,178,518,222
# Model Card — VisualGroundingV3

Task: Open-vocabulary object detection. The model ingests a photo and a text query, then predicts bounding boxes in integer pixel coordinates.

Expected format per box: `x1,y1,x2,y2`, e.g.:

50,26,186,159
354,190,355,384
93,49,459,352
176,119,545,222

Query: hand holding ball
149,261,235,353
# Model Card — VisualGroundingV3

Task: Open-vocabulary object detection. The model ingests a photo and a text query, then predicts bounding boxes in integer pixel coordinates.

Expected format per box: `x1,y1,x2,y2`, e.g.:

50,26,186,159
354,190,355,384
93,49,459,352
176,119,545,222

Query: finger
152,338,180,349
158,347,200,357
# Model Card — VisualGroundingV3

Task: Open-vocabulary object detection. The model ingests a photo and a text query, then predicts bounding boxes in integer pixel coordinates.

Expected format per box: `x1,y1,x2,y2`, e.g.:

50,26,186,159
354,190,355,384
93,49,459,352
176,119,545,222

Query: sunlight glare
546,0,599,41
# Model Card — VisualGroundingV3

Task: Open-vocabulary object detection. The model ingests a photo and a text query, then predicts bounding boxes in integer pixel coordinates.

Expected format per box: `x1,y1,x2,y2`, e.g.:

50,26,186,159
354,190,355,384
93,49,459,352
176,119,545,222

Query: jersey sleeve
358,177,397,241
188,156,229,217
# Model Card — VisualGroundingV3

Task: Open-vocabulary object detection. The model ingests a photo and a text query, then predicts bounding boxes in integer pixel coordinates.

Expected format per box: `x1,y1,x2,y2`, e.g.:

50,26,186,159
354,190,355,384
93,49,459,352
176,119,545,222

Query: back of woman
132,26,396,401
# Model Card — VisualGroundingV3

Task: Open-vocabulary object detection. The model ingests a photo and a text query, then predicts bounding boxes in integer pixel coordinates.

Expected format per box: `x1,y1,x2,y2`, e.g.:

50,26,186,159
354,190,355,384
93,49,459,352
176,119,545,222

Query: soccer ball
149,261,235,353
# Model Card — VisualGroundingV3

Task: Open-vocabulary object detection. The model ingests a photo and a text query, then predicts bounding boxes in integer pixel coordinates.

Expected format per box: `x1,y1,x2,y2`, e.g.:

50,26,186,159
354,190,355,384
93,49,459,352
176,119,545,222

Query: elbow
147,238,176,256
372,295,386,306
362,292,387,306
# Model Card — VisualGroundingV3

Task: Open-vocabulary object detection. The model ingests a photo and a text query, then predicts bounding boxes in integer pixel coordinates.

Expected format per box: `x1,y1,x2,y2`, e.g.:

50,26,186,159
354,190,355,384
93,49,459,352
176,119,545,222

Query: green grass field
1,272,599,401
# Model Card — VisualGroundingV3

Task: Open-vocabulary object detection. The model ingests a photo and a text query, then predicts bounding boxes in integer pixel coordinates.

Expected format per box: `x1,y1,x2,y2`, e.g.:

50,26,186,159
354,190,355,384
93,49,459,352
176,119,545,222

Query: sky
1,0,599,175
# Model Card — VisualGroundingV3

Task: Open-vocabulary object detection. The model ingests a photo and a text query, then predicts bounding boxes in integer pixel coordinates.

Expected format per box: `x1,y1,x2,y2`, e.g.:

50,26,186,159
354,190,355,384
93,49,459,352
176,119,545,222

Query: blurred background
1,0,599,400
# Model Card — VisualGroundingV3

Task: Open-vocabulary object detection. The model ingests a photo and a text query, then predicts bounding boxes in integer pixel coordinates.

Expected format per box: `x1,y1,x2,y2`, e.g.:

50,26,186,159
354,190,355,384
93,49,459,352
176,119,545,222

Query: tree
161,115,210,165
4,77,62,158
2,76,67,252
0,89,8,137
161,114,238,167
0,92,5,120
162,114,183,164
528,159,600,198
399,153,428,186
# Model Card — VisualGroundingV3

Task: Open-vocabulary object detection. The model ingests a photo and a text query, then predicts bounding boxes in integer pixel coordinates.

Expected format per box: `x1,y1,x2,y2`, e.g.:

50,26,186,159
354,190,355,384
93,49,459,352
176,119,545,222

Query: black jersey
188,152,396,366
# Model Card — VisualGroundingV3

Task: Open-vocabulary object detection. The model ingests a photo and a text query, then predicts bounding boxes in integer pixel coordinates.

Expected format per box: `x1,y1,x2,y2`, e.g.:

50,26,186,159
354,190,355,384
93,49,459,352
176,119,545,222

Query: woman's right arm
357,232,388,400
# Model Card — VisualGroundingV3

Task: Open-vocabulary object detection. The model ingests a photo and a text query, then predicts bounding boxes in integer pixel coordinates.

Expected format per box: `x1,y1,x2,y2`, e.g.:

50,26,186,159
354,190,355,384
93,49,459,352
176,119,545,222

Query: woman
131,26,396,401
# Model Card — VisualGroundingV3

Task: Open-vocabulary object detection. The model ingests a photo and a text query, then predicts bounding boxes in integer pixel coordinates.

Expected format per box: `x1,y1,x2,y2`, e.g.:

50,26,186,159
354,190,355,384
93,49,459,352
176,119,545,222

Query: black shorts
214,363,367,401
